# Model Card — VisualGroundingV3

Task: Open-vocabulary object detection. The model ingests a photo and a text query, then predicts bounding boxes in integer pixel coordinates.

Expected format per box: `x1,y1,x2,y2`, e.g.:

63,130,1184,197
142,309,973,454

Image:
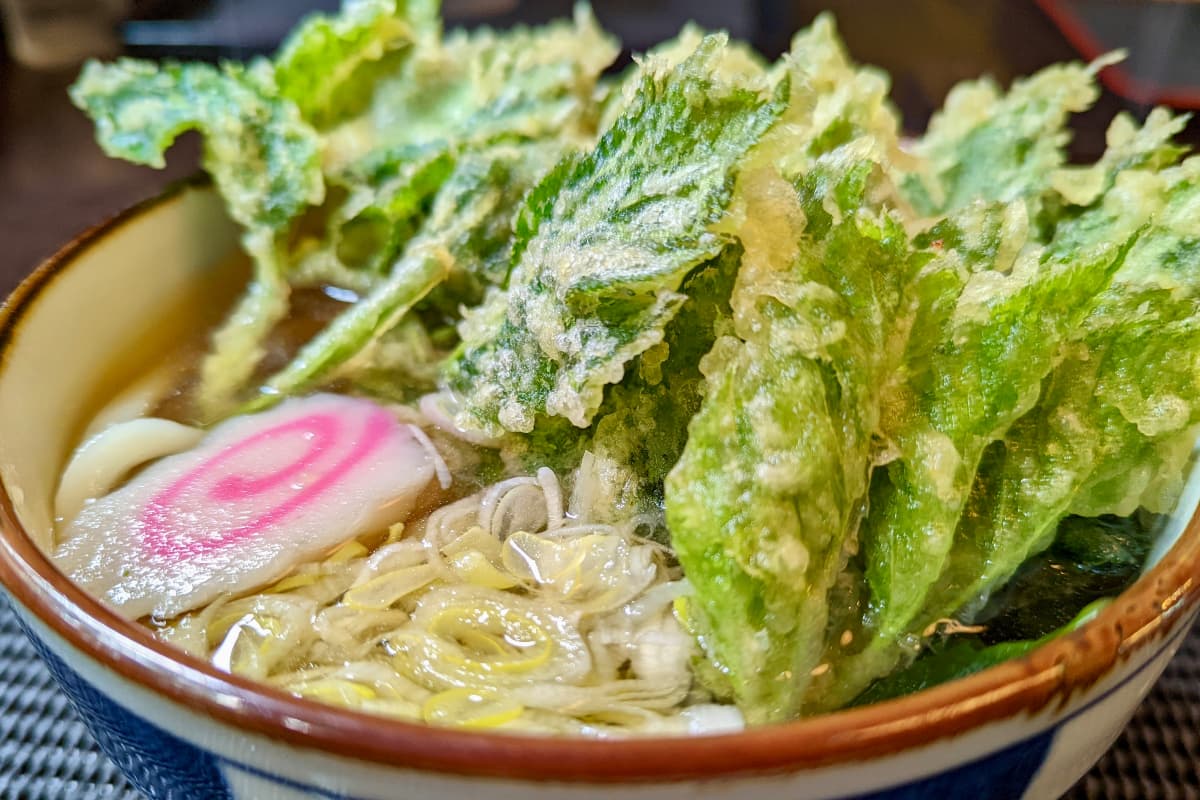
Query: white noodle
418,493,482,579
55,418,204,527
423,495,480,550
478,476,539,535
537,467,564,530
418,392,503,447
159,461,701,736
81,362,180,440
406,424,451,489
540,523,619,539
211,612,258,673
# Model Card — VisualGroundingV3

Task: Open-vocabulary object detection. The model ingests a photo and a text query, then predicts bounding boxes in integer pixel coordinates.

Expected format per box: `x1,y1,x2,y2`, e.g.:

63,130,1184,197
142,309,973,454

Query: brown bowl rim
0,181,1198,784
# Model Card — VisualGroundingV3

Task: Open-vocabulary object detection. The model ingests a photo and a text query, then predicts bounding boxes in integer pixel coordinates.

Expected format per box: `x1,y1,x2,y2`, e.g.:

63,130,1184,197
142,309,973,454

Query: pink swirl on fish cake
141,404,395,563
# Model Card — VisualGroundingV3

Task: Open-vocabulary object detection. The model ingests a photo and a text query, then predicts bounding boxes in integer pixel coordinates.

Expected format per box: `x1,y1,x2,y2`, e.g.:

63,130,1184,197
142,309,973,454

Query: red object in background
1038,0,1200,109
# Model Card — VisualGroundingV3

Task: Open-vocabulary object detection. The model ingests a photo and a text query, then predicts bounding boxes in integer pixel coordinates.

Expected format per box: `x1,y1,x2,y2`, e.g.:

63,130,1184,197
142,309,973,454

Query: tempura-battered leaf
665,156,926,722
658,18,918,721
764,13,907,180
290,143,457,293
577,243,742,518
70,59,323,230
445,36,783,435
858,509,1155,707
274,0,439,128
917,156,1200,629
69,58,326,418
859,221,1132,653
1048,107,1189,208
504,244,744,532
804,230,1135,712
596,23,768,133
287,6,617,296
324,5,617,170
900,57,1110,218
253,140,563,402
1046,111,1194,261
809,114,1193,712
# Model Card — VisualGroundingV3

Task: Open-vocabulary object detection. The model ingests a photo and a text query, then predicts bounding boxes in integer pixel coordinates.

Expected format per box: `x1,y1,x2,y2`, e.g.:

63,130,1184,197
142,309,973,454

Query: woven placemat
1,594,1196,800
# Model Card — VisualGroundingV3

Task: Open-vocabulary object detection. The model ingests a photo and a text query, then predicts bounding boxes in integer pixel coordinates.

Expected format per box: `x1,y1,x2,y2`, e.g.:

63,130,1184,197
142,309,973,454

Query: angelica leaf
70,59,323,231
860,221,1134,653
445,36,783,434
69,58,326,417
900,58,1109,218
274,0,439,128
665,155,925,722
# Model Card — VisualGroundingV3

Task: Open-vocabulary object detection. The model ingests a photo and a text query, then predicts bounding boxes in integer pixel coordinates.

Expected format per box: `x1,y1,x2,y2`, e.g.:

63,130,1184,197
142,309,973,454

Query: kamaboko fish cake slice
53,394,440,621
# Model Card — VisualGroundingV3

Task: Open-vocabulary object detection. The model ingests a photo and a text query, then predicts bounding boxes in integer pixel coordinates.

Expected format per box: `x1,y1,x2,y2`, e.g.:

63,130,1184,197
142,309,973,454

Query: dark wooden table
0,2,1197,797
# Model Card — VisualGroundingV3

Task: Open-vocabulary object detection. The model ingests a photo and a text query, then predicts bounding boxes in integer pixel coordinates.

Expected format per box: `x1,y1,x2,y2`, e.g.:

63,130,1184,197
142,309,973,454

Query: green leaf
851,600,1104,707
858,219,1134,656
973,514,1157,645
1048,107,1189,209
324,4,618,170
900,57,1110,218
69,58,324,231
664,156,927,722
855,508,1151,706
596,22,768,133
918,288,1200,631
252,139,562,402
904,152,1200,646
197,231,292,418
274,0,439,129
577,242,742,519
1046,120,1196,268
289,142,457,293
763,13,906,179
445,35,784,435
852,637,1037,707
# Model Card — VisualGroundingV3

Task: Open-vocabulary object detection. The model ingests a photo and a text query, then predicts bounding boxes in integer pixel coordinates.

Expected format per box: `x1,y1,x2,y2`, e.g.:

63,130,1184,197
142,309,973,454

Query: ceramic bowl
0,182,1197,800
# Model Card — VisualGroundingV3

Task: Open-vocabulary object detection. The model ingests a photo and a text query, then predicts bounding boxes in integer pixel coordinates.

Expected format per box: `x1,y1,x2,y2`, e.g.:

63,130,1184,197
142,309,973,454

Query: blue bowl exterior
12,608,234,800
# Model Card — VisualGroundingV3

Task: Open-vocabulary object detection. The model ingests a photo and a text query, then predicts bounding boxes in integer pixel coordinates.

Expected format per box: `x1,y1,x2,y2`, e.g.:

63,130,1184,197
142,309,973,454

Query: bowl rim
0,181,1198,784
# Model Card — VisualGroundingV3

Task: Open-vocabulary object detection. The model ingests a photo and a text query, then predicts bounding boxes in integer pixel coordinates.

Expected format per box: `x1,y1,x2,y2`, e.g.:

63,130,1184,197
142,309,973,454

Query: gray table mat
1,594,1196,800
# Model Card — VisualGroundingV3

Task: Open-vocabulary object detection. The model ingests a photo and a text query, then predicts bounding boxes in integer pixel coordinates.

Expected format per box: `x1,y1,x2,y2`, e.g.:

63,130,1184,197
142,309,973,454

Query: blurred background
0,2,1198,798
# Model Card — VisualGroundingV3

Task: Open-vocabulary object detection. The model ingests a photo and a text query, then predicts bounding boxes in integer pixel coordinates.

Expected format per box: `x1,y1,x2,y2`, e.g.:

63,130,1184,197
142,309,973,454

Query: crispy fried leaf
70,59,323,230
907,140,1200,644
285,7,617,303
324,5,617,170
859,219,1133,650
900,57,1110,218
596,22,768,133
665,155,926,722
764,13,907,180
444,36,783,435
289,143,457,293
253,139,563,402
1048,107,1189,209
274,0,439,128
